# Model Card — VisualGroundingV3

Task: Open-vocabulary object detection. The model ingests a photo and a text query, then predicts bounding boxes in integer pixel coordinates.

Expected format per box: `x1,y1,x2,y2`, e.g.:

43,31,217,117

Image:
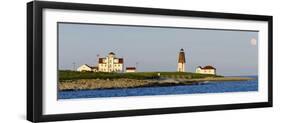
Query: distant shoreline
59,77,254,91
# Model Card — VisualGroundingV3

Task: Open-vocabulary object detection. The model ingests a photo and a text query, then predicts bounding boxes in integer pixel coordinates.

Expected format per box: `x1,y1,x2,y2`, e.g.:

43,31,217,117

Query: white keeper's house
76,52,124,72
98,52,124,72
195,65,216,75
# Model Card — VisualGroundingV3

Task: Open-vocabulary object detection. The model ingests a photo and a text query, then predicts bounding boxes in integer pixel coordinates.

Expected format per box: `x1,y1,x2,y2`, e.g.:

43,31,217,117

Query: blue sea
58,76,258,99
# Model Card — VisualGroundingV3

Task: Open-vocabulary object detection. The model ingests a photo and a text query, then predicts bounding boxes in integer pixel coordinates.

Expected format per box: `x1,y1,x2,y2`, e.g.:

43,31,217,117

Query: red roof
118,58,124,63
126,67,136,70
198,65,216,70
109,52,115,55
99,58,104,63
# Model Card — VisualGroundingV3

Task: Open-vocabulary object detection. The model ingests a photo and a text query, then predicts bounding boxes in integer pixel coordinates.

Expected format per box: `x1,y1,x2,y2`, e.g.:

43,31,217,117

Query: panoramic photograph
58,22,258,99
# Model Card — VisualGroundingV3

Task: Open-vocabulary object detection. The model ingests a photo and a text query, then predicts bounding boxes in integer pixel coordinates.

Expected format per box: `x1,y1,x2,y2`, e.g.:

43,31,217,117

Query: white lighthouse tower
177,48,186,72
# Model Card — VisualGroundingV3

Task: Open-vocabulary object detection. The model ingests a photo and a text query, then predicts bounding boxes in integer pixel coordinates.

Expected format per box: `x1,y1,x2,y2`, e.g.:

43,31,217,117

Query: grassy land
59,70,222,81
58,71,256,90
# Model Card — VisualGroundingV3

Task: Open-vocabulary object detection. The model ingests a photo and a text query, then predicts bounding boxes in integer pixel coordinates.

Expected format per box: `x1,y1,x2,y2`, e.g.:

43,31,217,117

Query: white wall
0,0,280,123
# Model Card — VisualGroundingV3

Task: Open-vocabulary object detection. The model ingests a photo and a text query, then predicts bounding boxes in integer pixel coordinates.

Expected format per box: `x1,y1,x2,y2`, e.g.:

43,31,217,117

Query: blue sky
58,23,258,76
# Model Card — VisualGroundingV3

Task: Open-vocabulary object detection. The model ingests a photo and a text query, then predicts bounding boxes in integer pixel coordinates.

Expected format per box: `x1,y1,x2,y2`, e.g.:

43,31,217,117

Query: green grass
157,72,221,79
59,70,222,81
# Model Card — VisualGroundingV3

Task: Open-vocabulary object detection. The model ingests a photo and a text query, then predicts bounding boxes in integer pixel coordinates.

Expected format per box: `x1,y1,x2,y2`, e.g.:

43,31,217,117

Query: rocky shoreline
59,77,254,91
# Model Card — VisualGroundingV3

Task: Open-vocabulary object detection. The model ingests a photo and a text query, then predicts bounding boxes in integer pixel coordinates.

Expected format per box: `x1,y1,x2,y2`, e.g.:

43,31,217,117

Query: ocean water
58,76,258,99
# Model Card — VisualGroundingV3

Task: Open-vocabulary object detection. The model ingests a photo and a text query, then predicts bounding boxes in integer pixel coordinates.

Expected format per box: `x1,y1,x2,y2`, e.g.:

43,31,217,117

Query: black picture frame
27,1,273,122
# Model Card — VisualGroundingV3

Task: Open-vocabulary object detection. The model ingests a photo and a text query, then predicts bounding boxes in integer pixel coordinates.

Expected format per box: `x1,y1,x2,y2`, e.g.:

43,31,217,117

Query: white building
98,52,123,72
126,67,136,73
77,64,98,72
177,48,186,72
196,65,216,75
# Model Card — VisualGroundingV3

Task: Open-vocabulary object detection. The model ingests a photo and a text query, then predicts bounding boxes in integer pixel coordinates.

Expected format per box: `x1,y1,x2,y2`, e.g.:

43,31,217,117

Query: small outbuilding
77,64,98,72
195,65,216,75
126,67,136,73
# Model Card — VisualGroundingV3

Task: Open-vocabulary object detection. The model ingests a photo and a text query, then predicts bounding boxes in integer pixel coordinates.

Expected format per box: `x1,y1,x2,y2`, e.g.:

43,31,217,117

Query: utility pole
136,62,139,72
72,62,76,71
96,54,100,66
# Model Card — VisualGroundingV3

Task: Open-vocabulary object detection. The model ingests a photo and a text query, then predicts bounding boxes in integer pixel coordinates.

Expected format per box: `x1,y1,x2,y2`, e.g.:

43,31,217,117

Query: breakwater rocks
59,77,254,91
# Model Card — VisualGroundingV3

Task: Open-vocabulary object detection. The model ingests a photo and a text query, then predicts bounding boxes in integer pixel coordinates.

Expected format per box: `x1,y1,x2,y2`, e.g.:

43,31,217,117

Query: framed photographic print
27,1,273,122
